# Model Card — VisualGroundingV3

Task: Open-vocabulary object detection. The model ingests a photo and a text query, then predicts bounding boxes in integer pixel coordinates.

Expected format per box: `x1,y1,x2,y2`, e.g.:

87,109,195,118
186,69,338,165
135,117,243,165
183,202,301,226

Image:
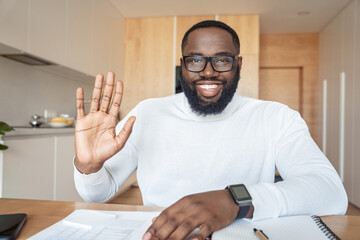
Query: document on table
27,209,161,240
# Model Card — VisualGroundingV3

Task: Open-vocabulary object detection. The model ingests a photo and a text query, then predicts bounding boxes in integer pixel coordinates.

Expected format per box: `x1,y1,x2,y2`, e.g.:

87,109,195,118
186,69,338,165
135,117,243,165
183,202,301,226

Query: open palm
74,72,135,174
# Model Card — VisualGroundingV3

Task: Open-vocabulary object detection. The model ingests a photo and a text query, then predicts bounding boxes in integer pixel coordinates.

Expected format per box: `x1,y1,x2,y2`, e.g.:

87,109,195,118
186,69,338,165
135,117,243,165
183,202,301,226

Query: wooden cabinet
0,0,125,78
353,0,360,207
67,0,125,77
55,135,82,202
67,0,93,75
0,0,28,51
2,137,55,200
90,0,111,76
107,4,125,79
319,0,360,207
1,134,82,202
219,15,260,99
122,17,175,115
28,0,67,65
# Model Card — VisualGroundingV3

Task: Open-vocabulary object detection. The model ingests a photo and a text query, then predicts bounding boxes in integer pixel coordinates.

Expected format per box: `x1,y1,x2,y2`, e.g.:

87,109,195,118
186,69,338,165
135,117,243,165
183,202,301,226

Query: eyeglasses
182,55,236,73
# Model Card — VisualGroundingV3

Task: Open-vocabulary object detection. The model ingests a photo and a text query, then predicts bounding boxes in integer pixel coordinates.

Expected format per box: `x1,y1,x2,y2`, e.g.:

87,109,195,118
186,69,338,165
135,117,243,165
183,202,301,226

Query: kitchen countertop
3,126,74,138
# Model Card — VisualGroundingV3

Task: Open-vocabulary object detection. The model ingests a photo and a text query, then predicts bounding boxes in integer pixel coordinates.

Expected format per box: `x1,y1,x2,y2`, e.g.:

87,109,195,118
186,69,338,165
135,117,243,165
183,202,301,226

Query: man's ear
238,56,242,71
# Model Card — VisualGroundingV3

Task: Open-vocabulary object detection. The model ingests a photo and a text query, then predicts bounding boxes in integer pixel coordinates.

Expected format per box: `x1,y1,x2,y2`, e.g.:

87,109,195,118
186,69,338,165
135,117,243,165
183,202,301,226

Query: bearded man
74,20,347,240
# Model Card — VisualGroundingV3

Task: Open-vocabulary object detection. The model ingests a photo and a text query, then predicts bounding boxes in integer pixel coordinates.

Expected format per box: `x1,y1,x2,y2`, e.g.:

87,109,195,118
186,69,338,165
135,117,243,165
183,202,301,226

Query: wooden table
1,198,359,240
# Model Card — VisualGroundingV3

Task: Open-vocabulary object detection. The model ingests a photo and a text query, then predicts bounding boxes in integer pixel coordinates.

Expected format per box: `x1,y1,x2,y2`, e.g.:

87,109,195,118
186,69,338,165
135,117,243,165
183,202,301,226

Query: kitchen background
0,56,93,126
0,0,359,212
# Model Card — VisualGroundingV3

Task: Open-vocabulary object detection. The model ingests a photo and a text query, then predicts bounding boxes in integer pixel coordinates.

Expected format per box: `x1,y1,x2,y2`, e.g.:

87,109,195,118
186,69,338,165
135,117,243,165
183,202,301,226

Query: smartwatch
226,184,252,219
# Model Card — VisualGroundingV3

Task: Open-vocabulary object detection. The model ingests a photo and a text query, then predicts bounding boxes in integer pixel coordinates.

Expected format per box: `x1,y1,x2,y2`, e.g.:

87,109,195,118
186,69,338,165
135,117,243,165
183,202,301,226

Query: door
259,67,302,114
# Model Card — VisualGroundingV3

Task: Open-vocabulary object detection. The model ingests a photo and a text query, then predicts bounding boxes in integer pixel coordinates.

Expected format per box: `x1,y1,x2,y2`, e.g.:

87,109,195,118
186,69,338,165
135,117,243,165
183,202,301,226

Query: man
74,21,347,240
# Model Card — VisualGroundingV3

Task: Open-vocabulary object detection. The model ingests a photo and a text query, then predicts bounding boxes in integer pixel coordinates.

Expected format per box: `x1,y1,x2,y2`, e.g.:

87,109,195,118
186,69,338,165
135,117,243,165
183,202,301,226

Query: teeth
198,85,218,90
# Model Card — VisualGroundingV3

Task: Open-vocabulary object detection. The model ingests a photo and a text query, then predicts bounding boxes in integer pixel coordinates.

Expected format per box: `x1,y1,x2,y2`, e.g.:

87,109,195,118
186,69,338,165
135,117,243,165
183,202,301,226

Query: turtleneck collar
178,92,242,121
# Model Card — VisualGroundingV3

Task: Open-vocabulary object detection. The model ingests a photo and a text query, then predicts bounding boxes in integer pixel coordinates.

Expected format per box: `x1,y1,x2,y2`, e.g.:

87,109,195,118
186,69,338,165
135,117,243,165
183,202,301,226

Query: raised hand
143,190,253,240
74,72,135,174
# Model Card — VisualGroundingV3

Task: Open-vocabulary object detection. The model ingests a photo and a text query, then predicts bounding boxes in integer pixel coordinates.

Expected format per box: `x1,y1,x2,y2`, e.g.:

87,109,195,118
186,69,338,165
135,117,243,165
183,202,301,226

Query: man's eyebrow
185,52,204,56
214,51,235,56
184,51,236,56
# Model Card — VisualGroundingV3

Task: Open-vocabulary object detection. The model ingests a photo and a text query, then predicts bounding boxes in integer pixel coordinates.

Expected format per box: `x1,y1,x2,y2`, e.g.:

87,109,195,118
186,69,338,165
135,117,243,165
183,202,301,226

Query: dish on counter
48,122,72,128
48,116,74,128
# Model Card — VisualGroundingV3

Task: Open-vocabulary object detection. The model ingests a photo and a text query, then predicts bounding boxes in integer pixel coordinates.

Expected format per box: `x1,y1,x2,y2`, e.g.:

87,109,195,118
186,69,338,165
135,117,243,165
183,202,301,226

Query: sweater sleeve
73,110,139,203
247,110,348,221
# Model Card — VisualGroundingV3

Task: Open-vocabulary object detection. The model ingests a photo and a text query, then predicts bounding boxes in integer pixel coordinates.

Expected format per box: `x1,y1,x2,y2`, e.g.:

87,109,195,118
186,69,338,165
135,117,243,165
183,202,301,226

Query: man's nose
199,60,219,79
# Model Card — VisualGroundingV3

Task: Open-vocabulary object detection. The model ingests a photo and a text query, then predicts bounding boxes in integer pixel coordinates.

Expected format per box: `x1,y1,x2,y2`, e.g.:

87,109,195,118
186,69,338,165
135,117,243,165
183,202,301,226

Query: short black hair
181,20,240,55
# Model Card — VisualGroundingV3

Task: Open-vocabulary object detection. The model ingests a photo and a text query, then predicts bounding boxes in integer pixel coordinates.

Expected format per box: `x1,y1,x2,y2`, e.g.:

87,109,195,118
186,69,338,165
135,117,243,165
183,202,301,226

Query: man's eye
192,58,202,63
215,57,230,63
188,58,202,63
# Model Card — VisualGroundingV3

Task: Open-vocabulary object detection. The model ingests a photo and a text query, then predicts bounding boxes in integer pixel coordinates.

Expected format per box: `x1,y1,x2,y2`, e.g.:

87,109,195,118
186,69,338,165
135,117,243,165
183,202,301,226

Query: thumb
115,116,136,149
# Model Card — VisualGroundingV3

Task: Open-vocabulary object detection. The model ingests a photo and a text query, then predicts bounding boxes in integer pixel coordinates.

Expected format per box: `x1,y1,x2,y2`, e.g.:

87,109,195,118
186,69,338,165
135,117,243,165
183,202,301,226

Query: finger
165,210,208,240
146,207,190,240
115,116,136,149
190,224,213,240
167,218,200,240
143,209,172,240
99,72,115,112
76,87,85,119
109,81,123,118
90,74,104,113
152,217,158,223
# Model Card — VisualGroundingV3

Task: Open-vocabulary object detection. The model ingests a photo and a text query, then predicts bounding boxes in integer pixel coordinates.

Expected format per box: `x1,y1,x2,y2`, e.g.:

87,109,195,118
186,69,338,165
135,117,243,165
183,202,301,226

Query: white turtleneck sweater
74,93,347,221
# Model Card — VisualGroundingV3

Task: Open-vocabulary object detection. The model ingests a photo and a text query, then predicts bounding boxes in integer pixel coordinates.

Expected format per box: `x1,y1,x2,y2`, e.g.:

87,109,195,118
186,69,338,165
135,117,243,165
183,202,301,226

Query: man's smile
194,80,224,98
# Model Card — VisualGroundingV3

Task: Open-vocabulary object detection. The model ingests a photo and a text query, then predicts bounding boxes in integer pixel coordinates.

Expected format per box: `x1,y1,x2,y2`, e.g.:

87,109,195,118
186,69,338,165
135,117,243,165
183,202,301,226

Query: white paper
212,215,331,240
27,210,161,240
62,210,117,229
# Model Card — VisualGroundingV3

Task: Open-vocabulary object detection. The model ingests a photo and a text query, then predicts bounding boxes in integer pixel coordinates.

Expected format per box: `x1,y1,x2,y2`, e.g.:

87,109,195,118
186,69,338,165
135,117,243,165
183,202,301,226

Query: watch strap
236,205,250,219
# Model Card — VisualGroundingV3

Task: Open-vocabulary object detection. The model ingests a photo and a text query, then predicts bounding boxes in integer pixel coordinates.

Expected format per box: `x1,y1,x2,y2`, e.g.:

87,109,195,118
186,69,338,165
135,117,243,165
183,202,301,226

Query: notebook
212,215,340,240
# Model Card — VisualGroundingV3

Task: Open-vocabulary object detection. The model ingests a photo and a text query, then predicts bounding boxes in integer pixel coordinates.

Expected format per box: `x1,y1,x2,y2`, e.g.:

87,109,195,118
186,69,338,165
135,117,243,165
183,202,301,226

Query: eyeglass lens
184,56,234,72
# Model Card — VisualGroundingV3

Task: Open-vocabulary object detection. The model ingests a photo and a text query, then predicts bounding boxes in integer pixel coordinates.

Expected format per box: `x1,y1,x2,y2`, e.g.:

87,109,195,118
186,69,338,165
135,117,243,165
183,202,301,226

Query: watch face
230,184,252,202
233,185,250,200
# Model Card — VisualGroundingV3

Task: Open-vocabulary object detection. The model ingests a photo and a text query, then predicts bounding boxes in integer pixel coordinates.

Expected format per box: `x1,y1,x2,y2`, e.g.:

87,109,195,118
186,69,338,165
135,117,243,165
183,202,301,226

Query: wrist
74,156,103,174
224,189,241,220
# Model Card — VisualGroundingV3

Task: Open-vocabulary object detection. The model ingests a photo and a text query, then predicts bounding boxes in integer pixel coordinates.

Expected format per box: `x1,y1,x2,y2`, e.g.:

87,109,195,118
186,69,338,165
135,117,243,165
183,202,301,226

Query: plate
48,122,71,128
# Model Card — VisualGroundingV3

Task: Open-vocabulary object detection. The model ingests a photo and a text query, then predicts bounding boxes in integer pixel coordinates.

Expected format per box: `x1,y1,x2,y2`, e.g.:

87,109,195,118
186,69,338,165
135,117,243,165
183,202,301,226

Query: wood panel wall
219,15,260,99
260,33,319,143
122,17,174,116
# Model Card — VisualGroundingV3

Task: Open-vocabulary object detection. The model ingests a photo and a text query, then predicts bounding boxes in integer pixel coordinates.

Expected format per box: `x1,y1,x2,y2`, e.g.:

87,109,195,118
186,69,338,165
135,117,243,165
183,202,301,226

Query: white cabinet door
325,11,344,174
55,135,83,202
67,0,93,75
351,0,360,208
28,0,66,65
0,0,28,50
107,5,125,78
320,0,360,208
342,1,356,206
2,137,55,200
90,0,111,76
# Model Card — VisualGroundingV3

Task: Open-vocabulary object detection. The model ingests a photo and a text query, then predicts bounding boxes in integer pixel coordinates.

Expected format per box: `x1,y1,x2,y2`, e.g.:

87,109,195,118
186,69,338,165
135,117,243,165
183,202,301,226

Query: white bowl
48,122,70,128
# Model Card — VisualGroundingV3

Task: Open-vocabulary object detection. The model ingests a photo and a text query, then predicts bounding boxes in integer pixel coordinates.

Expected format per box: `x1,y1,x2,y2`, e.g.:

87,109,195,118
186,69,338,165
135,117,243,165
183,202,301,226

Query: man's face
180,27,242,116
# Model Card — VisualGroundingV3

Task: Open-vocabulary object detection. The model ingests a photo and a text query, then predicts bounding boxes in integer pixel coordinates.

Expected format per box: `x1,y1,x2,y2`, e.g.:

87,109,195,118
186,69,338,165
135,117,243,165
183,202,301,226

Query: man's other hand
143,189,247,240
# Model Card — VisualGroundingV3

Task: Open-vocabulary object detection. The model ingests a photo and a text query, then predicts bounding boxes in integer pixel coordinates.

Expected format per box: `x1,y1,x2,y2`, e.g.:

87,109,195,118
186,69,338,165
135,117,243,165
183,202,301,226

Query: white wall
0,56,94,126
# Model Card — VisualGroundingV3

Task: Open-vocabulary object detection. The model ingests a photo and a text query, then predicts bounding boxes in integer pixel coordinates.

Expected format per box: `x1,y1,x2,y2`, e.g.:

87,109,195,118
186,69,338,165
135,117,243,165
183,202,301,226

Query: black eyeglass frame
182,55,239,73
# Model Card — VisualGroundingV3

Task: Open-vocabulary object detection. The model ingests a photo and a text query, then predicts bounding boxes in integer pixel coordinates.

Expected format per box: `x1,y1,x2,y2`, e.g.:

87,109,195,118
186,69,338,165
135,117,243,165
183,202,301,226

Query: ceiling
109,0,351,33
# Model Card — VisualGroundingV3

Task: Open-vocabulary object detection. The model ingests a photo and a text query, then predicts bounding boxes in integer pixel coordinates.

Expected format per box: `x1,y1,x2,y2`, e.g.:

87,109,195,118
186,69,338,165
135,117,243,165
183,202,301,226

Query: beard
179,67,240,116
